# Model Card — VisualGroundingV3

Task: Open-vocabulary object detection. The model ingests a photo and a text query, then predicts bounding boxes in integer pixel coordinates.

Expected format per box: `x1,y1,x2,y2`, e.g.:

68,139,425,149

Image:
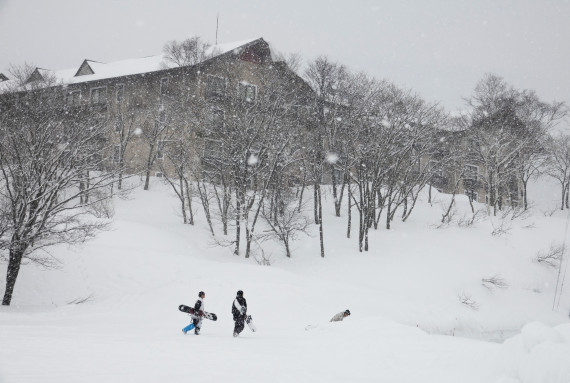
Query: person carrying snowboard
232,290,247,337
182,291,206,335
330,309,350,322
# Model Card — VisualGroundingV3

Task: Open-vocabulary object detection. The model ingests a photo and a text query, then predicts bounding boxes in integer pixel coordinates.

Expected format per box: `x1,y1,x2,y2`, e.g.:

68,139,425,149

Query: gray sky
1,0,569,110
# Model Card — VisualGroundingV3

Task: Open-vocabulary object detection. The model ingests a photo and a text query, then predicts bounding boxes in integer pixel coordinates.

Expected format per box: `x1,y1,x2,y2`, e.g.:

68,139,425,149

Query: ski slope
1,179,570,382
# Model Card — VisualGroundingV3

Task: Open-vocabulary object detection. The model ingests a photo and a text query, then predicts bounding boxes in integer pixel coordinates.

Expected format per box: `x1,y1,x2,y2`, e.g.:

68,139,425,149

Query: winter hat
199,291,205,298
237,290,243,297
344,310,351,315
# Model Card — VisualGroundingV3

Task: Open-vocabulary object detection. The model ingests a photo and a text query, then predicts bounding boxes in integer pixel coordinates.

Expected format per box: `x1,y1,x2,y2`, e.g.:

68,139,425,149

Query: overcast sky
1,0,569,110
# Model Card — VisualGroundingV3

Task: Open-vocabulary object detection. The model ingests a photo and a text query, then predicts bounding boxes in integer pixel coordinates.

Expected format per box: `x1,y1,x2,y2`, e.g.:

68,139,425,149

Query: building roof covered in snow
1,38,274,93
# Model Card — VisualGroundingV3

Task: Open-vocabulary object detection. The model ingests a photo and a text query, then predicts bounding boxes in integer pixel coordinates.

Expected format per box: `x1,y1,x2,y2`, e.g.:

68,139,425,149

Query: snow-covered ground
1,177,569,383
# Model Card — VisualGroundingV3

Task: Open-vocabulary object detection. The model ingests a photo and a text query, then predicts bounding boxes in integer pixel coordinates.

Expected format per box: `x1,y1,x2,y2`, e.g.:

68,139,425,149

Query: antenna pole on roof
216,13,219,45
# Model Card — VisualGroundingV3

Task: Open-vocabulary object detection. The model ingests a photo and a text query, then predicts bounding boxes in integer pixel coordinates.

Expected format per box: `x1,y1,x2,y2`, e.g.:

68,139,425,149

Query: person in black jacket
232,290,247,337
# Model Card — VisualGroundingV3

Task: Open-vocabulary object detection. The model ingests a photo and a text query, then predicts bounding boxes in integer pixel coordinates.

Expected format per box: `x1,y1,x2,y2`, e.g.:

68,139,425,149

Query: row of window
67,83,125,107
66,75,257,107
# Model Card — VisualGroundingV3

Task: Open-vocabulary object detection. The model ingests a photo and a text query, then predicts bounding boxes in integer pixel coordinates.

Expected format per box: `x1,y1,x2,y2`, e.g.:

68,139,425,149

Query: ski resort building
0,38,313,183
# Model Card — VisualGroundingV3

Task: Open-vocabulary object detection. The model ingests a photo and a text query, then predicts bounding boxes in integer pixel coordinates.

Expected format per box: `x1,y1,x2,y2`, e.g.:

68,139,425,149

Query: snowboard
245,314,257,332
178,305,218,321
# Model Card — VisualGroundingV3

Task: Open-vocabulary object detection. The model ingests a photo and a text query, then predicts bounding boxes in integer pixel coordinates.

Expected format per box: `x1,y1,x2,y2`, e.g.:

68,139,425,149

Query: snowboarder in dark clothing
183,291,206,335
232,290,247,337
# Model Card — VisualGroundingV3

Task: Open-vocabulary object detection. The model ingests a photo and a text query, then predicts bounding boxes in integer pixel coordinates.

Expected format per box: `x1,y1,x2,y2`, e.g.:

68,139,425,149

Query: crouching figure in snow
330,309,351,322
182,291,206,335
232,290,247,337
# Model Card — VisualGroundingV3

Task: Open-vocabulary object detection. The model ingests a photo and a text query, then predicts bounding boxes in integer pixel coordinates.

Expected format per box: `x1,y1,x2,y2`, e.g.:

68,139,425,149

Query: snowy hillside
1,178,570,383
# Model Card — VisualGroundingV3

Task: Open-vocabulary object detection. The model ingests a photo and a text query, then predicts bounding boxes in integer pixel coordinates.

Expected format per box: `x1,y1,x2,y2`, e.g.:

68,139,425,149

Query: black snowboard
178,305,218,321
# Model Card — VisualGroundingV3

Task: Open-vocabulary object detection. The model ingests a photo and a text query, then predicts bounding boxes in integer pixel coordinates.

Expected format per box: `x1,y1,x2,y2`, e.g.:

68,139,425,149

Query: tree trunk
566,181,570,209
428,184,432,205
196,181,215,235
403,188,422,222
347,184,352,239
79,171,86,204
183,178,194,225
298,173,306,213
374,189,384,230
442,193,456,223
2,247,25,306
313,184,320,224
317,185,325,258
358,180,364,252
144,144,155,191
223,188,230,235
386,194,392,230
560,184,566,210
331,168,340,217
522,179,528,210
245,228,252,259
235,189,241,255
118,153,125,190
85,171,90,204
179,176,187,224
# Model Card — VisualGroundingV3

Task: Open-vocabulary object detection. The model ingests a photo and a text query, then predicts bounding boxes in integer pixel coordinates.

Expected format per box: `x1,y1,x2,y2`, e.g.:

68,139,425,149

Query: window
464,164,478,181
115,114,123,132
154,110,167,132
160,77,168,96
464,190,478,203
204,139,222,159
333,169,344,183
238,82,256,102
211,109,224,129
466,137,478,151
116,84,124,103
113,145,121,163
206,75,226,98
157,140,166,159
90,86,107,105
67,90,81,107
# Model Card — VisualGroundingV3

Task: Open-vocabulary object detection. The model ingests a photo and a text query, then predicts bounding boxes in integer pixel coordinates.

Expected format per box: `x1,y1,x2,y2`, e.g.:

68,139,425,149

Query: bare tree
194,60,305,258
162,36,213,68
0,72,121,305
141,104,174,190
261,196,310,258
113,83,147,190
546,134,570,210
464,74,565,213
515,92,566,209
304,57,349,219
159,130,196,225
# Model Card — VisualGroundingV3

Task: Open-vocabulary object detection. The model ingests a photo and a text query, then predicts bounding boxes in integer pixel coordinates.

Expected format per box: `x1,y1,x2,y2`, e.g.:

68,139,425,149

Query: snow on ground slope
1,178,569,382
